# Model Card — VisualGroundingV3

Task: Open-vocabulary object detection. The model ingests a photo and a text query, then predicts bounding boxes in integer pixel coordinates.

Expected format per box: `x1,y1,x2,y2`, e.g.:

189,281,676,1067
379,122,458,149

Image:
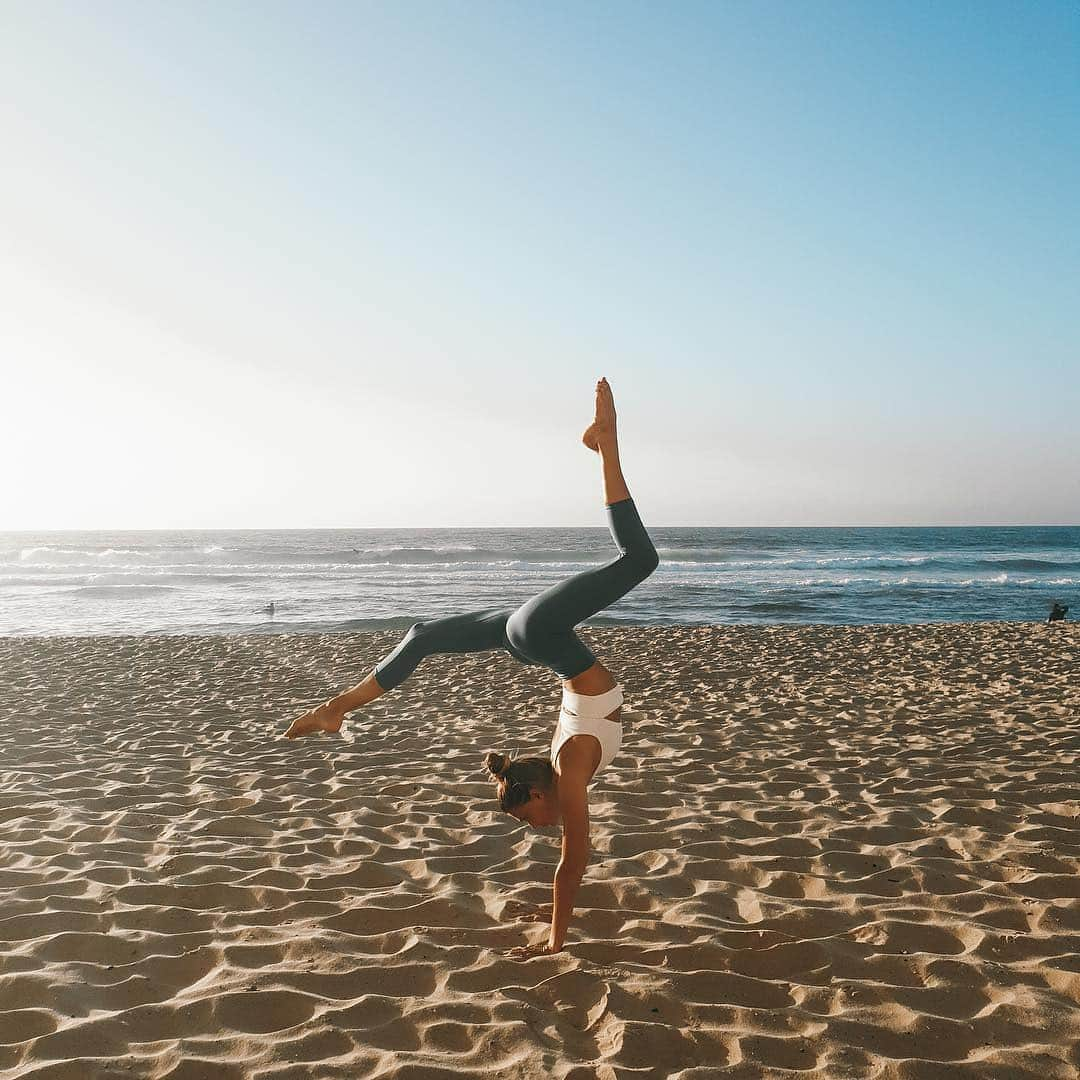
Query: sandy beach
1,622,1078,1079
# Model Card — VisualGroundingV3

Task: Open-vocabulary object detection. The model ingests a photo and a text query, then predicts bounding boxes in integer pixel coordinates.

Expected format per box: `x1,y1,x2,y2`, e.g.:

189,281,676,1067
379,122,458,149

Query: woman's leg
370,608,511,691
504,498,658,678
282,607,511,737
505,378,659,679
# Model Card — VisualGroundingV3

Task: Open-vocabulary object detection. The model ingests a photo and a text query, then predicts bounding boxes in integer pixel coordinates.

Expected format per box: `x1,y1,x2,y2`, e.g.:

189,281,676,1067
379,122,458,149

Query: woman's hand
501,900,553,925
506,941,562,961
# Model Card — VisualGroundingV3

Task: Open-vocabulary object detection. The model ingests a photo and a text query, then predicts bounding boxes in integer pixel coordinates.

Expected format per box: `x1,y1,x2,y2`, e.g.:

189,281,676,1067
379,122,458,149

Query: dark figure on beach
1048,603,1068,623
283,378,659,959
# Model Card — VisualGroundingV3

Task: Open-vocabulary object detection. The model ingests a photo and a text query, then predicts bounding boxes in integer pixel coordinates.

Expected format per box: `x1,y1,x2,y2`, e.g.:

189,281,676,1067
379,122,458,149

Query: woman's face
508,787,561,828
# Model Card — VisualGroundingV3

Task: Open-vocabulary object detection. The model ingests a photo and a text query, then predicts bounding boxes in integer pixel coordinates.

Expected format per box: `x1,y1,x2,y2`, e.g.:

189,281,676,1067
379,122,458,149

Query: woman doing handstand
283,377,659,958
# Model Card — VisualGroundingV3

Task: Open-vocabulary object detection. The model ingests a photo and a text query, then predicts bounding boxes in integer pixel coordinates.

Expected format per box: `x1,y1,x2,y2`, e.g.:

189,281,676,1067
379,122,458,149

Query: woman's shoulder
554,733,603,785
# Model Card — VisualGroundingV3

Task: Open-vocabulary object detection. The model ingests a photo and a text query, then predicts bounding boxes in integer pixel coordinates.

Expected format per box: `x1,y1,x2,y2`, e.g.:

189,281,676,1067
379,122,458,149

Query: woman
283,377,659,958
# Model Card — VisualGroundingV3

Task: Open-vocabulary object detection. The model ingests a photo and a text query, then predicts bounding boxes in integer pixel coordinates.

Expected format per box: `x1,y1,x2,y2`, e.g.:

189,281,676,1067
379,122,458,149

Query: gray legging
371,497,659,689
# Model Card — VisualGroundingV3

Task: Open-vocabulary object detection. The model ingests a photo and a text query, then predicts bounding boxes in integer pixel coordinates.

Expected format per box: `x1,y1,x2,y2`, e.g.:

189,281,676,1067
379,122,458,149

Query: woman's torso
552,682,624,780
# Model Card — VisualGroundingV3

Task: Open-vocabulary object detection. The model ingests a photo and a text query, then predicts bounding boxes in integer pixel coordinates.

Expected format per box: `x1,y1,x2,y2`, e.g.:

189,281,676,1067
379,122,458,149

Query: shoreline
1,615,1075,640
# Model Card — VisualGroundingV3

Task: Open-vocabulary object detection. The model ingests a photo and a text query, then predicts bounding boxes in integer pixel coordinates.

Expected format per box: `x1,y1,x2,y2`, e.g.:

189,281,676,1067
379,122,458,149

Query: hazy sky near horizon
3,1,1077,529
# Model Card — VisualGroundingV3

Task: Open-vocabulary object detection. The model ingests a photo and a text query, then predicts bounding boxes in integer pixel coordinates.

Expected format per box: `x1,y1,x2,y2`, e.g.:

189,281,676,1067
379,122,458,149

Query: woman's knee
395,621,431,659
504,614,531,657
506,611,558,662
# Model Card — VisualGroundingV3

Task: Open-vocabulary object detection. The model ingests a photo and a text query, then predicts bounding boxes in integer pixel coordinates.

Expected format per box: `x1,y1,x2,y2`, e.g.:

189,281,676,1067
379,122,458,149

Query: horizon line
2,522,1079,533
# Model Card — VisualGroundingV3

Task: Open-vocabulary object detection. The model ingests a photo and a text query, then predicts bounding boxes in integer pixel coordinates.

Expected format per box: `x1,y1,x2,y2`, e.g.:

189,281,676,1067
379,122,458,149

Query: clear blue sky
3,1,1077,528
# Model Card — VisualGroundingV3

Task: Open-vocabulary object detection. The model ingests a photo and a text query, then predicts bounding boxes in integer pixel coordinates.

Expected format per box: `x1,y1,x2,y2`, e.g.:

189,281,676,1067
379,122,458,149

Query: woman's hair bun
483,751,510,778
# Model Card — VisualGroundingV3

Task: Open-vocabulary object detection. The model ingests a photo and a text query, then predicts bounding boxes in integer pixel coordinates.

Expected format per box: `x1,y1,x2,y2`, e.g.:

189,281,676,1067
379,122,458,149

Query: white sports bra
550,683,624,780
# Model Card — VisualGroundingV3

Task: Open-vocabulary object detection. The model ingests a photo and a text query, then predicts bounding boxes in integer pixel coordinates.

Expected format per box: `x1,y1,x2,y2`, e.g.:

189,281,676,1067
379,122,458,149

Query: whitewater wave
15,546,205,566
11,543,1080,575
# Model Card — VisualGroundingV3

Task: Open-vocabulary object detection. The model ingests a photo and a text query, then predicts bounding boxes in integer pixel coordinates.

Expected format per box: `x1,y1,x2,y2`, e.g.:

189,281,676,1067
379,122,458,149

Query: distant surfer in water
283,378,659,958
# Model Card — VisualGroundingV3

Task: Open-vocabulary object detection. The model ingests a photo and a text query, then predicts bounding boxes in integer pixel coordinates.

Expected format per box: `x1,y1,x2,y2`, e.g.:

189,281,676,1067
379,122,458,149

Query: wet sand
1,622,1078,1079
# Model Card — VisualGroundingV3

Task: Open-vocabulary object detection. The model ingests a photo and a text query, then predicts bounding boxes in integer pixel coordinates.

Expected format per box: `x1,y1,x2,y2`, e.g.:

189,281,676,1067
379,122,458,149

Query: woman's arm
549,776,591,951
508,746,594,958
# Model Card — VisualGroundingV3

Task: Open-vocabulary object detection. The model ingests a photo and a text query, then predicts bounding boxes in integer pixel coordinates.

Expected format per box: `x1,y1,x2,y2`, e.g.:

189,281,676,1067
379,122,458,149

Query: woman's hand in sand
507,941,561,961
502,900,552,925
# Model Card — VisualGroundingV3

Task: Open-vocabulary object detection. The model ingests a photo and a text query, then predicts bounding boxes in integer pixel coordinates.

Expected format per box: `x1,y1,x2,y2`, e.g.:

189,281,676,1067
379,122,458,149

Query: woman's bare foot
581,376,618,452
282,700,345,738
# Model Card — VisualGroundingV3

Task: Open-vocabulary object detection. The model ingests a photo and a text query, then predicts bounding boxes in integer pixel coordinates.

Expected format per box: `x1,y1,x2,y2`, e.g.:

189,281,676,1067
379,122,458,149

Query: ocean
1,525,1076,636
